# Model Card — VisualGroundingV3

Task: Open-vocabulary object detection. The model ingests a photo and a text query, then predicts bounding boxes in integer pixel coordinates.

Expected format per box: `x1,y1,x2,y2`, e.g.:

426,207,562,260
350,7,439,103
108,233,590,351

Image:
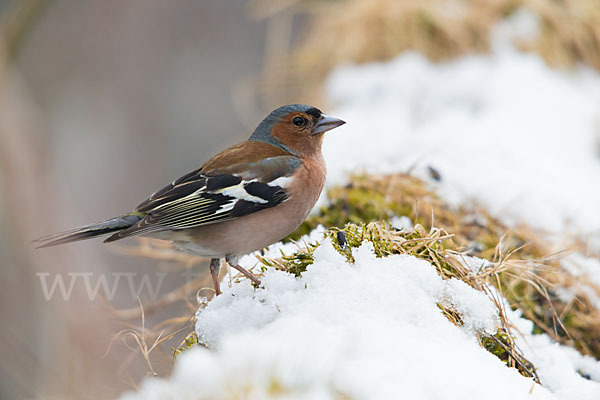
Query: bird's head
249,104,345,158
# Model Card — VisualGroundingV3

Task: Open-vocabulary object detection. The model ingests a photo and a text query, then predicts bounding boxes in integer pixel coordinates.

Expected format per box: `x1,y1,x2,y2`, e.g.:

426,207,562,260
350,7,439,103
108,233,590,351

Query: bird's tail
31,212,144,248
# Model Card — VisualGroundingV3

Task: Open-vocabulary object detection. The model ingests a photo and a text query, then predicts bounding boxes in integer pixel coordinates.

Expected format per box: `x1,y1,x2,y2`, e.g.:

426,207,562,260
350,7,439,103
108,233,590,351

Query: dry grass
251,0,600,104
99,239,219,379
105,298,190,380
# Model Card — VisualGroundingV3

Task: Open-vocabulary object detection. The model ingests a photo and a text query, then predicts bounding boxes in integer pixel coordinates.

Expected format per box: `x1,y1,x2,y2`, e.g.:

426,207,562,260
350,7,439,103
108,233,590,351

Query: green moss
172,332,202,359
436,302,539,381
280,247,317,277
480,330,539,383
287,175,426,241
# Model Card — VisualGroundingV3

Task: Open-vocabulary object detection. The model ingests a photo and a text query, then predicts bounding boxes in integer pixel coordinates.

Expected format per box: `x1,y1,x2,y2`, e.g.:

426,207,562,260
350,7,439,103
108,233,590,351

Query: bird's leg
225,255,261,287
209,258,222,296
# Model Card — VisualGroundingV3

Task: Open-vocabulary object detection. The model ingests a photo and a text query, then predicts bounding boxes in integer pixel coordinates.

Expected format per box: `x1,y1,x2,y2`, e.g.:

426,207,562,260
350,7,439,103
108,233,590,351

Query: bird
32,104,345,295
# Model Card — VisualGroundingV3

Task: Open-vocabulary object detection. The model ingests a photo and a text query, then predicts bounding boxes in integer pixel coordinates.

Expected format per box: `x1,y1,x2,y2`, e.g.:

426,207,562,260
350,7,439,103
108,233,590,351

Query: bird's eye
292,116,306,127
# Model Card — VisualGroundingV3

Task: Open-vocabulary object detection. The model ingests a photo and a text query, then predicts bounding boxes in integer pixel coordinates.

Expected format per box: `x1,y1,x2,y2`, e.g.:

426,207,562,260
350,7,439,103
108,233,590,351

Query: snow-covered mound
121,236,600,400
323,39,600,238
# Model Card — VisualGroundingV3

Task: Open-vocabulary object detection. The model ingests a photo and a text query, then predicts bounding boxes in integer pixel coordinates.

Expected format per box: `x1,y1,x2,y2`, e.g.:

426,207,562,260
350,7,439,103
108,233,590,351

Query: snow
507,307,600,400
461,255,495,274
120,11,600,400
390,215,413,232
122,237,600,399
122,240,559,400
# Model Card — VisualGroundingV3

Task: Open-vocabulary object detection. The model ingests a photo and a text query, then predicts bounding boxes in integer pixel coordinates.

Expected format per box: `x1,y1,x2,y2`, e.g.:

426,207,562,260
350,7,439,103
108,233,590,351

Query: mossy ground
279,173,600,362
254,219,538,382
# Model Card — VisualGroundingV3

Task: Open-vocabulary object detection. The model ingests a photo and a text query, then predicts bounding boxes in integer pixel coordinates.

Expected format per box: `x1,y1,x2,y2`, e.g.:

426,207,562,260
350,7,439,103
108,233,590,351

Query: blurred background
1,0,599,399
0,1,314,398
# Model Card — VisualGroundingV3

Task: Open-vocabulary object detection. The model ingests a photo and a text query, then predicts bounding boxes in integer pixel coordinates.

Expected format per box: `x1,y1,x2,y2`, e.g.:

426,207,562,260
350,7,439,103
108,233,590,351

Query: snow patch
122,237,567,400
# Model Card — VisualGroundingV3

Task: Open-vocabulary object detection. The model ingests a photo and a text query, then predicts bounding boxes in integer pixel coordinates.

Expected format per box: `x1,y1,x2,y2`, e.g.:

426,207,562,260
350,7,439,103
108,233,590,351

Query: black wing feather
104,156,301,242
231,185,287,218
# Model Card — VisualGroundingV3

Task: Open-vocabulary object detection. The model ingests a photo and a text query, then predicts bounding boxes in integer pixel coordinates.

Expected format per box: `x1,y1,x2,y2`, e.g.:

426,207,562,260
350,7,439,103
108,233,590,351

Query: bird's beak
312,114,346,135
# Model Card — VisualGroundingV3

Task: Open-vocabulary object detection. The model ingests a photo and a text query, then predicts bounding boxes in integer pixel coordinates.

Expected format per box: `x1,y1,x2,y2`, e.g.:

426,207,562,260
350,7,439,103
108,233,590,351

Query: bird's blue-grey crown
249,104,322,153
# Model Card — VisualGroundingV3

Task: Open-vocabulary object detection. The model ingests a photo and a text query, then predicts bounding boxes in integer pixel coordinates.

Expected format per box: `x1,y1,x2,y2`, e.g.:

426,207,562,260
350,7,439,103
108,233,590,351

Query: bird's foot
225,254,261,287
230,264,262,287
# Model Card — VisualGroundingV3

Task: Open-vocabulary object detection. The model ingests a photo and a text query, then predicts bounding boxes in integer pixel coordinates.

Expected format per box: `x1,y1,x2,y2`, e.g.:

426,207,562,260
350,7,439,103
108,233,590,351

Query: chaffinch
33,104,345,295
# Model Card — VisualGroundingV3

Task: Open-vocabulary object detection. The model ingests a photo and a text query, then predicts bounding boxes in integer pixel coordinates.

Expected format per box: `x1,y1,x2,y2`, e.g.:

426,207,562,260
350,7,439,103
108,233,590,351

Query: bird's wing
104,143,301,242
